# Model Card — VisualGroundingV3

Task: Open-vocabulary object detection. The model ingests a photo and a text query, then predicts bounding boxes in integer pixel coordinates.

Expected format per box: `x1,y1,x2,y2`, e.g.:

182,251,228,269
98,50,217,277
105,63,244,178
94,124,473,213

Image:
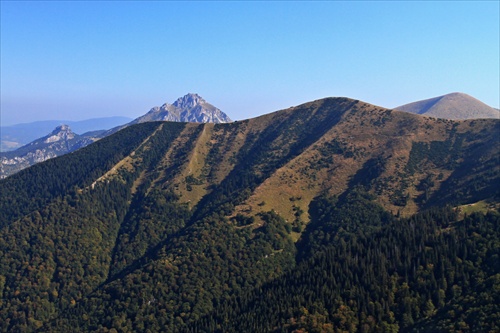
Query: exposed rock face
173,93,205,109
0,125,98,178
132,93,232,124
44,125,75,143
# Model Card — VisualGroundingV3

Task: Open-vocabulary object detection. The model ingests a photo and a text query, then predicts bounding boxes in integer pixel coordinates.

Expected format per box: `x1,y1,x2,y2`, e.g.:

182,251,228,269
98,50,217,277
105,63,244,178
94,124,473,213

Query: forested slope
187,192,499,332
0,97,498,332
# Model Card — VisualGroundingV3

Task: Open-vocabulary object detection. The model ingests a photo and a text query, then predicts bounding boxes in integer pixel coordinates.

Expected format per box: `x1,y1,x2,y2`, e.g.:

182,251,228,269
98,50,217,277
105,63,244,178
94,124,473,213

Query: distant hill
0,125,99,178
395,92,499,120
0,97,498,332
0,117,132,152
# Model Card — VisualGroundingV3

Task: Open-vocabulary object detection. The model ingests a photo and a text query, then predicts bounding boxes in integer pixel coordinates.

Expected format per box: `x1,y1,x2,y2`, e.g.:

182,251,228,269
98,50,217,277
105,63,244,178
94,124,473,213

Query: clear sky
1,1,499,125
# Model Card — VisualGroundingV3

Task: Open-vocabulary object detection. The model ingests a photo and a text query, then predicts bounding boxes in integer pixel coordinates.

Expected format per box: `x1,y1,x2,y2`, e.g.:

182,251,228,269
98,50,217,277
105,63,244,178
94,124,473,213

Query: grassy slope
396,92,499,120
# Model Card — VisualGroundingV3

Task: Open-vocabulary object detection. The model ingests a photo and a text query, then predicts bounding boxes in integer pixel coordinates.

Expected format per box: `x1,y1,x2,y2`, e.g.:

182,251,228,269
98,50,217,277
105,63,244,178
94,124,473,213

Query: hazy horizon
1,1,499,126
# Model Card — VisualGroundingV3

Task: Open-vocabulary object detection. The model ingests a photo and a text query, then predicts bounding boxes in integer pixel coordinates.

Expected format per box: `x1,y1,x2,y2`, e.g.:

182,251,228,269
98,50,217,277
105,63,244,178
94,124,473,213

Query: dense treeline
43,211,296,332
0,180,131,331
0,122,187,332
187,199,499,332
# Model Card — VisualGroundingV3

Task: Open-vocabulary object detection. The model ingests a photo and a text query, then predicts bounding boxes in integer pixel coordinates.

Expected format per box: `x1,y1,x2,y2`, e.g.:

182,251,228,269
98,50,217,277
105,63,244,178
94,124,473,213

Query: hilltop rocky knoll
0,96,498,332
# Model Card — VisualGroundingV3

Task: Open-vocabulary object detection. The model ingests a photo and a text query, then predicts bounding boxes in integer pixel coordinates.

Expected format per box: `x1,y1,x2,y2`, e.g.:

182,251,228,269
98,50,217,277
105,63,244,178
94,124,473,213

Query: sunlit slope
2,97,498,227
133,97,498,220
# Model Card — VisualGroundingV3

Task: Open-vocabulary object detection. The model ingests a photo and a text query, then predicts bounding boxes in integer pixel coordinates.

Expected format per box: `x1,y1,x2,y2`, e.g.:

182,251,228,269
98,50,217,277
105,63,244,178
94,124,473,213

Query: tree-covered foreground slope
188,193,499,333
0,97,498,332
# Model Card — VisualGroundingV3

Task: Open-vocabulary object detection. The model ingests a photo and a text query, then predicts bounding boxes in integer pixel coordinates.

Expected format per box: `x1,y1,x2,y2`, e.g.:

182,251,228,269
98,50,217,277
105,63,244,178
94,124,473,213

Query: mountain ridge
0,124,99,179
3,97,498,215
0,116,132,152
0,96,498,332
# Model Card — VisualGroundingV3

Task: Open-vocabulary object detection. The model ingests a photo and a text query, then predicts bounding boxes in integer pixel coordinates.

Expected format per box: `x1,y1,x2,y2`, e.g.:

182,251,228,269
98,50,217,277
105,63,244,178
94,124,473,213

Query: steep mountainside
0,125,99,179
0,97,498,332
395,92,499,120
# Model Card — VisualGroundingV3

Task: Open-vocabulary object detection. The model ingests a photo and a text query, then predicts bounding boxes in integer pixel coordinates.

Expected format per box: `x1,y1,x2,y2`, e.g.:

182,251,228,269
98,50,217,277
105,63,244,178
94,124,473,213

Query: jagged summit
53,124,71,132
172,93,206,109
395,92,499,120
133,93,232,124
45,124,75,143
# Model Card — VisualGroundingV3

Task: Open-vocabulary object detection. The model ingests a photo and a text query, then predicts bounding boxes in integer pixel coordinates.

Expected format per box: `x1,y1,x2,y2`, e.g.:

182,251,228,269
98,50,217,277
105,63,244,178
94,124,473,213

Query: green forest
0,99,499,332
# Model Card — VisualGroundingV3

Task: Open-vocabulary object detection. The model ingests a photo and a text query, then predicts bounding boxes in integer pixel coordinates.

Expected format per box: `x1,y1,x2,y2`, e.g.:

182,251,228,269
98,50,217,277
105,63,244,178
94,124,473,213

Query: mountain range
0,93,232,178
0,125,99,178
0,116,132,152
2,92,496,179
0,96,498,332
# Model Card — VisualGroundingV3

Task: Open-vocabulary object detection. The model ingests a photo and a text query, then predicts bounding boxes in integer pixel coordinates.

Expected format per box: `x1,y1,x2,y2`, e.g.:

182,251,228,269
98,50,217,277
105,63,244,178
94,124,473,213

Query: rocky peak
52,124,71,133
126,93,232,127
172,93,206,109
45,125,75,143
1,124,91,178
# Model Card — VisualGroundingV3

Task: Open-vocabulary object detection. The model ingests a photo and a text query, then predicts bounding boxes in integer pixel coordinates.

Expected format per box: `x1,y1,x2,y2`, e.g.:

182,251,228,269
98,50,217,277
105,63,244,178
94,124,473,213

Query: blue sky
1,1,499,125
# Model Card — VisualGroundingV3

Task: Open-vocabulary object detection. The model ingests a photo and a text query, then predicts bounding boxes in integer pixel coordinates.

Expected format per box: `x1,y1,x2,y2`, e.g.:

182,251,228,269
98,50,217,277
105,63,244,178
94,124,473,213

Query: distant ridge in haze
0,116,132,152
395,92,499,120
0,125,98,178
